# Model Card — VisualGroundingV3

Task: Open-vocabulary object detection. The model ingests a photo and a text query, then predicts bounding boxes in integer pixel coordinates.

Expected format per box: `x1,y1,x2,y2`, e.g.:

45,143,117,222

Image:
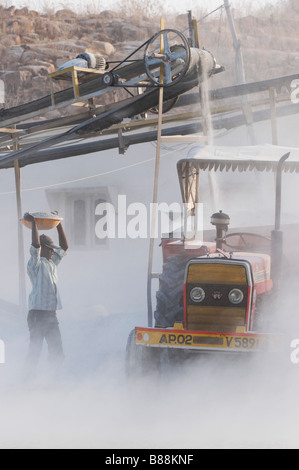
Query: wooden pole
13,135,26,311
147,18,164,327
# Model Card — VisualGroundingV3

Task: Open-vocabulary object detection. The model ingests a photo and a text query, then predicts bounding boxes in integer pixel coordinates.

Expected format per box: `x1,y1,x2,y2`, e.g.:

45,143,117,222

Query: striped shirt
27,245,66,311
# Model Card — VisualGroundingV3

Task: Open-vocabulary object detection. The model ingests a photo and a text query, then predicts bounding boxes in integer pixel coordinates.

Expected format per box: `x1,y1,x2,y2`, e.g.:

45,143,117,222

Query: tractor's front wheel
125,330,157,378
154,254,193,328
125,330,177,379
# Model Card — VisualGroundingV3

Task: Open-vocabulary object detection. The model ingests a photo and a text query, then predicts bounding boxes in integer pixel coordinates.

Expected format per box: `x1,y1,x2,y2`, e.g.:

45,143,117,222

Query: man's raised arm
57,223,68,252
24,212,40,248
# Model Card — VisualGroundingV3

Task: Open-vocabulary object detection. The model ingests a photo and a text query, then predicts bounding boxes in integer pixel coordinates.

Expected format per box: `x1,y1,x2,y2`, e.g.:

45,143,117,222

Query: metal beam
0,100,298,170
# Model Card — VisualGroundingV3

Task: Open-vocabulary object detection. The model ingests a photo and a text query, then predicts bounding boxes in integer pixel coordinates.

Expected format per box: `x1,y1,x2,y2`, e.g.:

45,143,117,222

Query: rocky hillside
0,5,159,110
0,1,298,115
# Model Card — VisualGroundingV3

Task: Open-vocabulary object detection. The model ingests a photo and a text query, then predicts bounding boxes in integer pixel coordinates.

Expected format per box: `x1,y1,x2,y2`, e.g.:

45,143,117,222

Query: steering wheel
222,232,271,253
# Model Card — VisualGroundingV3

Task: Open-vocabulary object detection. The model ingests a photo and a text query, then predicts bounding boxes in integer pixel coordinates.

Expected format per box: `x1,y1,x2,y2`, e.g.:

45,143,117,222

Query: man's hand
24,212,35,223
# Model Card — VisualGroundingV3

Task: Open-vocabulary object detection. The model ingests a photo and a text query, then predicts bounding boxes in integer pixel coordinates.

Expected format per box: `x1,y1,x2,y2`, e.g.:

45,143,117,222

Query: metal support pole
199,58,219,211
72,68,80,99
224,0,256,144
224,0,245,85
188,11,196,47
269,86,278,145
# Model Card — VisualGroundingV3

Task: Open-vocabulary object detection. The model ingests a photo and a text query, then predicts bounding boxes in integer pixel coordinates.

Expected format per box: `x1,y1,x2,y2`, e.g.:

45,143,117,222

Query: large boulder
55,9,77,19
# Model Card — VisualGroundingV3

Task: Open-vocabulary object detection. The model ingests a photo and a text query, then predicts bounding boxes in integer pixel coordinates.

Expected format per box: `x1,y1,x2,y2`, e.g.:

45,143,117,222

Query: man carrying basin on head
24,212,68,375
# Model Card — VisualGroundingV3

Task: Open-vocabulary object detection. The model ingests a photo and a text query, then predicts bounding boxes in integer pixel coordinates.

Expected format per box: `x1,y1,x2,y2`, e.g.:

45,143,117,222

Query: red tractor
125,151,291,376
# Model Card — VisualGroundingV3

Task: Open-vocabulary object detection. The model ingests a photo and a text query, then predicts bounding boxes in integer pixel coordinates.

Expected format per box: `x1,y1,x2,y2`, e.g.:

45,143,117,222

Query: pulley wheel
102,72,119,86
144,29,190,87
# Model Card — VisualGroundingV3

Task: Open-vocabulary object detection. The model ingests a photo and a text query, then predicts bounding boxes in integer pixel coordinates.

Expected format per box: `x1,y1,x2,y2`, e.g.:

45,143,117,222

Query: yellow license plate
222,335,267,350
135,328,283,352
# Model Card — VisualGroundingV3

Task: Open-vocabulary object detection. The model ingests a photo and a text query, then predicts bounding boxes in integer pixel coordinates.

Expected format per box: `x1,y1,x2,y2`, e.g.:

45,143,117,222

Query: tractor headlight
228,288,244,304
190,287,205,303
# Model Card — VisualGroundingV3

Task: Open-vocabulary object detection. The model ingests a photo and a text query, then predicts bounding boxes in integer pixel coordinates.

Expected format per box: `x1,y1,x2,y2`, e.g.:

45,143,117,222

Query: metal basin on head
20,212,63,230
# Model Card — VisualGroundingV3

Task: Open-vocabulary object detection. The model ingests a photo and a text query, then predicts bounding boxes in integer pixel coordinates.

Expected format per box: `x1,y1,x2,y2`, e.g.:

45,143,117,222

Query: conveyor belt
0,49,202,168
1,99,298,170
0,60,146,126
0,43,213,129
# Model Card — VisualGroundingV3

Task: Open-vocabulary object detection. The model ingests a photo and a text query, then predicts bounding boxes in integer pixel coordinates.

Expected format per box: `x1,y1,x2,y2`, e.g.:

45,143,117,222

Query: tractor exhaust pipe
210,210,230,250
271,152,290,286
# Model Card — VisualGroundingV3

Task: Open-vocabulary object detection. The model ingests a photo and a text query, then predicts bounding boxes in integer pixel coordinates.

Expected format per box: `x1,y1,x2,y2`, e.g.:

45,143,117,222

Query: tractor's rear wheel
154,254,193,328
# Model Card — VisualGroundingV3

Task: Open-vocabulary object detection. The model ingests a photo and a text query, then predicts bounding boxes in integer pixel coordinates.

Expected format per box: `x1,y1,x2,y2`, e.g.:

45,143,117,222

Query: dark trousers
25,309,64,374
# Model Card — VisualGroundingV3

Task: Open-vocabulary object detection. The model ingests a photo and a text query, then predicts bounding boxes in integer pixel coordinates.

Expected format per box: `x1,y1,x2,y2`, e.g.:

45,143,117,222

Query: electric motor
76,53,106,71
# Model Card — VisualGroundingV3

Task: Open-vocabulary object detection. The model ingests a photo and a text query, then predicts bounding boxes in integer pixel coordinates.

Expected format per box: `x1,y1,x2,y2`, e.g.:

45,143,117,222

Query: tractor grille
185,261,250,332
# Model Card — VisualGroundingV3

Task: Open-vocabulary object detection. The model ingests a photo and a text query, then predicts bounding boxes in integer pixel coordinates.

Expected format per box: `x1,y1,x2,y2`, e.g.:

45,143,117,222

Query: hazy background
0,0,284,14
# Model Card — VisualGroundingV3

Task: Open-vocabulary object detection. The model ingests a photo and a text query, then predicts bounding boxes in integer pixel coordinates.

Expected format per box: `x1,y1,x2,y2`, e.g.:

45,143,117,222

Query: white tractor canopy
177,144,299,208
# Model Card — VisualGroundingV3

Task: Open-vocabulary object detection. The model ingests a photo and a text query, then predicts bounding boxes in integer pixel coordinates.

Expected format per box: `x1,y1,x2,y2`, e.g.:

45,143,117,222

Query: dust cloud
1,240,299,449
1,114,299,449
0,325,299,449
